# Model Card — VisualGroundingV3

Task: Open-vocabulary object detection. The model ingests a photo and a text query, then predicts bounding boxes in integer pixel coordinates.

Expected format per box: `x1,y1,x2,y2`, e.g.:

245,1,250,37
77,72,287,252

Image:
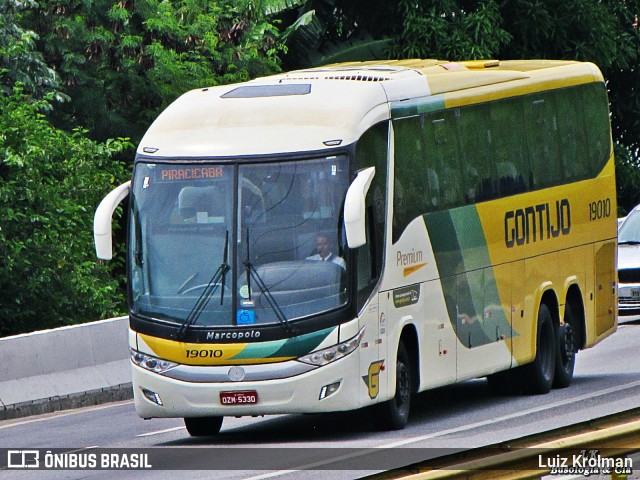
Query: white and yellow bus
94,59,617,435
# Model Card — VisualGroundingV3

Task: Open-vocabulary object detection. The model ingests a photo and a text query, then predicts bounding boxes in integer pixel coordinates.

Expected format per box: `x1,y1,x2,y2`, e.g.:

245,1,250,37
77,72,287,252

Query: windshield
129,156,350,328
619,210,640,244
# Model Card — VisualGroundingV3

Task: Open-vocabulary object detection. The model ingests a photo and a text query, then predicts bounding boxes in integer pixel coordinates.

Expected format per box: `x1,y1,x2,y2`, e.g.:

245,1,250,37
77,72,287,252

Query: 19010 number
185,349,223,358
589,199,611,221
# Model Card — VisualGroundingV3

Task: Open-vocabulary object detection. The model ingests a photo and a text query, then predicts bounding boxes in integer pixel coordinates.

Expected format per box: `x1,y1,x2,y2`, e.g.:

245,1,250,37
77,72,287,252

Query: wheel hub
560,324,575,364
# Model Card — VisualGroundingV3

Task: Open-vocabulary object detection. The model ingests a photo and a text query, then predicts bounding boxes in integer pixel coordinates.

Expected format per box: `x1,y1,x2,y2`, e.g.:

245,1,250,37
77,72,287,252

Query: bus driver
306,234,346,269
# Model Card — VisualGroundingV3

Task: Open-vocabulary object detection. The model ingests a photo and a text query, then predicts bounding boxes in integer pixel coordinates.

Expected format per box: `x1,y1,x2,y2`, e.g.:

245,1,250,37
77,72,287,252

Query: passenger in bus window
306,234,346,269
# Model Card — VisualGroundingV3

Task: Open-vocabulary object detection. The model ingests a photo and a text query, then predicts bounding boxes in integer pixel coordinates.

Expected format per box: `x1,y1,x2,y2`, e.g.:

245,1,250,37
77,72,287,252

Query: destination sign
158,166,225,182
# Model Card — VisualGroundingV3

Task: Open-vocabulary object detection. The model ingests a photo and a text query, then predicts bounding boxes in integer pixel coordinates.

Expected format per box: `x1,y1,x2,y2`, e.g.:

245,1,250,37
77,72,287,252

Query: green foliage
275,0,401,68
392,0,512,59
615,144,640,216
0,0,61,99
21,0,285,142
0,85,132,336
499,0,629,69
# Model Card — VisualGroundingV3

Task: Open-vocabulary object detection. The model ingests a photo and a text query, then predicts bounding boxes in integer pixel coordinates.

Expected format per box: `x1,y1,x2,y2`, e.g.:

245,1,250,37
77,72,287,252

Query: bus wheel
553,304,576,389
373,342,411,431
184,416,223,436
521,304,556,394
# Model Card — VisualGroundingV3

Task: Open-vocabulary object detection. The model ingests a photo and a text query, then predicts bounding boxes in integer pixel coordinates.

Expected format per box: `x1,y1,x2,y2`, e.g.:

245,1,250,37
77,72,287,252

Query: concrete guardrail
0,317,132,420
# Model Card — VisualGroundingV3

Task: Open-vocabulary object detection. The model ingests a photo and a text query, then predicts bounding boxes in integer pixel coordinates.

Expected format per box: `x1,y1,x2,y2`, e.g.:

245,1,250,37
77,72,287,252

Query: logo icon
362,360,385,399
8,450,40,469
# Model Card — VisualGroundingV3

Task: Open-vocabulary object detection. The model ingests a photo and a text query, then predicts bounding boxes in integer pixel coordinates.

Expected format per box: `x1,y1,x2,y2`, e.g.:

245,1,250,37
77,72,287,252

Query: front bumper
132,350,362,418
618,283,640,320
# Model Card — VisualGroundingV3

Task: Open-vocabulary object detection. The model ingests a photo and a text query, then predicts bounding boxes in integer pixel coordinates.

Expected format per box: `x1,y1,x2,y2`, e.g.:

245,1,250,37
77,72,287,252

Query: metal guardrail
367,411,640,480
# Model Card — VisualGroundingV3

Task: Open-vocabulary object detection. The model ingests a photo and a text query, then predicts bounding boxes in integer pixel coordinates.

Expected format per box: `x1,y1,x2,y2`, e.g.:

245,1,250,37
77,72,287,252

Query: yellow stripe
444,68,598,108
404,263,427,277
139,333,278,366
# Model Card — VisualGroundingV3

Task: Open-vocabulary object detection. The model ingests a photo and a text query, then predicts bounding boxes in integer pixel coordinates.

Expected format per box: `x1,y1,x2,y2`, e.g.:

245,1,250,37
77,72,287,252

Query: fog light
141,388,163,406
319,380,341,400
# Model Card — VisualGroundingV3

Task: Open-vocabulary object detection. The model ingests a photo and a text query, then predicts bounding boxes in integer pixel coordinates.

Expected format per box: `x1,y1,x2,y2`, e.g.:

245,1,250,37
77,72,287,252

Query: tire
520,303,556,394
553,303,576,389
184,416,223,437
373,342,412,431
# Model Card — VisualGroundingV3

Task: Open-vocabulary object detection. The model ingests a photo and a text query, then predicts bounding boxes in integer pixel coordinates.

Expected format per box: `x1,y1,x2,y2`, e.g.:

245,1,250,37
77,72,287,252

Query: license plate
632,288,640,298
220,390,258,405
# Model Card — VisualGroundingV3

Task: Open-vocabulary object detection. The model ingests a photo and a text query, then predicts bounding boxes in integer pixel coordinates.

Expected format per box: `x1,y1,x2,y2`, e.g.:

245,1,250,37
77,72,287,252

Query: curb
1,383,133,421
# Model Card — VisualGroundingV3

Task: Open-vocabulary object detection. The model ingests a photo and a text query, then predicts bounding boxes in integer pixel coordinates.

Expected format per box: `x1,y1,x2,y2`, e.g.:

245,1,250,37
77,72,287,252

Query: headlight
130,349,177,374
298,328,365,366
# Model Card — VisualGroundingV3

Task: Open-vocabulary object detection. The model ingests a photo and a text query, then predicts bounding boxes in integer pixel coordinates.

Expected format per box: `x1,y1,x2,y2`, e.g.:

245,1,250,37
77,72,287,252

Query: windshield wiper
176,231,230,340
243,228,294,334
619,240,640,245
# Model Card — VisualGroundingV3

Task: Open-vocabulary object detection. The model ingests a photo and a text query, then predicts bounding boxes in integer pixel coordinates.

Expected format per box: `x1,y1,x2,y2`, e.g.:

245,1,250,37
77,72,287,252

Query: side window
489,97,529,196
356,122,388,309
526,94,561,189
582,83,612,175
424,111,463,208
393,110,465,242
457,103,494,203
554,87,588,181
393,117,431,242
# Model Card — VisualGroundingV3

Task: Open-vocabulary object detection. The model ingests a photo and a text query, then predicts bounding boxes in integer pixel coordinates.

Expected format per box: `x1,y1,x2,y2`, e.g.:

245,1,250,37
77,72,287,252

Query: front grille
619,297,640,305
619,306,640,317
618,268,640,283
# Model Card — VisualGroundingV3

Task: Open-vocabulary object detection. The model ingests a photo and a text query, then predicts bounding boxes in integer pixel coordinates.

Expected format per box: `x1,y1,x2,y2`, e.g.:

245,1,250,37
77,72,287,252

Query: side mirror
343,167,375,248
94,181,131,260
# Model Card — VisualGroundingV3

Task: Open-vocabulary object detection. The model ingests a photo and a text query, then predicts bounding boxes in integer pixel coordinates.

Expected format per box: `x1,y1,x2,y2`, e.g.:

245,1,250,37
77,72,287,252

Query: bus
94,59,617,436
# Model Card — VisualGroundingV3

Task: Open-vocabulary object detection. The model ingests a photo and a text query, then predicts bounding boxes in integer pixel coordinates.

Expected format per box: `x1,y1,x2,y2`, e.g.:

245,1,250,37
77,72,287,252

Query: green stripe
230,339,286,360
271,327,336,357
230,327,336,360
391,94,445,119
424,206,514,348
450,207,491,271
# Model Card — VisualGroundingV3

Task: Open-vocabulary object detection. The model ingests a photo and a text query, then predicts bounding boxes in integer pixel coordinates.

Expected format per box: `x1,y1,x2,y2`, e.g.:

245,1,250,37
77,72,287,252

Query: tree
392,0,511,60
0,85,132,336
21,0,285,142
0,0,61,98
272,0,400,69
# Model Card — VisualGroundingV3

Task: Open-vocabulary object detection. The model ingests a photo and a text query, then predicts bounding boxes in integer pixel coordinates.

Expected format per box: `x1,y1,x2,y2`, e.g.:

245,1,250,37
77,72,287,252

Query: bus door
377,281,459,395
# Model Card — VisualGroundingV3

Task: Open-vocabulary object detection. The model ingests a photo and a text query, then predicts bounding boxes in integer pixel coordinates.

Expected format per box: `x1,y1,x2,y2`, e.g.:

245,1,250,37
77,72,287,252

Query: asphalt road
1,321,639,480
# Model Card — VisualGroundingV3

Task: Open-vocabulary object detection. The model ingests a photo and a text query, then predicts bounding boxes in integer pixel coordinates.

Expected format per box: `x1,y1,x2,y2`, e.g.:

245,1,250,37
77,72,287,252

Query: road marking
0,400,134,430
242,379,640,479
137,426,185,437
383,378,640,448
244,471,299,480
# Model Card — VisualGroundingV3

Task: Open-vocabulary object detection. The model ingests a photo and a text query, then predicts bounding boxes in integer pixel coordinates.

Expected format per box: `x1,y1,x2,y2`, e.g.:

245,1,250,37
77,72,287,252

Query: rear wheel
520,303,556,394
373,342,411,431
553,303,576,388
184,416,223,436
